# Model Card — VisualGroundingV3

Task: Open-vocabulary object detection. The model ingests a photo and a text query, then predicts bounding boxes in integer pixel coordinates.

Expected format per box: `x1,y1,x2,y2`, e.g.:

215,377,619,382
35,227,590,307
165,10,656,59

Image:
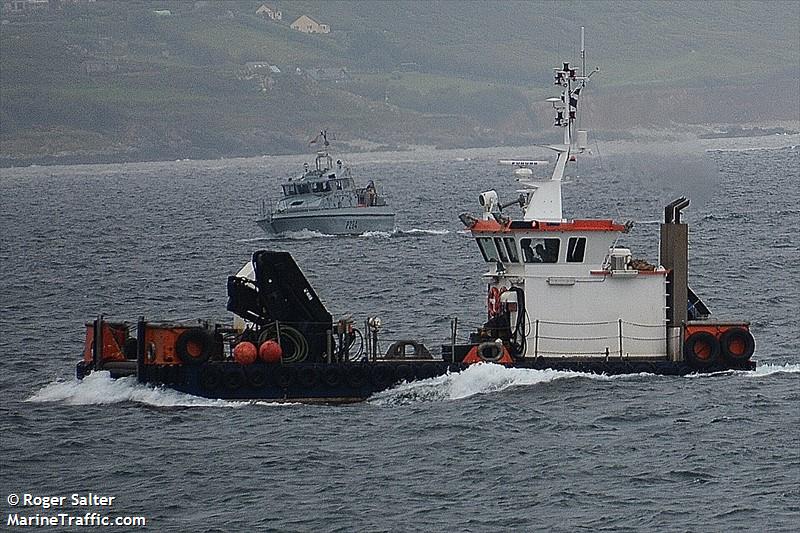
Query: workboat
256,131,395,235
75,55,755,403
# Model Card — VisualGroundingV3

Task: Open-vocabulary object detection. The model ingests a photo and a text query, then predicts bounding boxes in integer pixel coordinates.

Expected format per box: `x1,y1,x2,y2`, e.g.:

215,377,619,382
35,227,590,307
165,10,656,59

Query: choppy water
1,139,798,531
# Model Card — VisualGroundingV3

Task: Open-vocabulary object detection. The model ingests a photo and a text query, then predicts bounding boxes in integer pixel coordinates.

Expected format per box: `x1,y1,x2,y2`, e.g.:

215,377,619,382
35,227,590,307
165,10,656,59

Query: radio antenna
581,26,585,76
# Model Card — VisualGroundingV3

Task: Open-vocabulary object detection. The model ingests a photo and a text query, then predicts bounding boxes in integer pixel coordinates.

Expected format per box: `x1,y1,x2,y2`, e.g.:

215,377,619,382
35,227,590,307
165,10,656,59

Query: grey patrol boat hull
257,206,396,235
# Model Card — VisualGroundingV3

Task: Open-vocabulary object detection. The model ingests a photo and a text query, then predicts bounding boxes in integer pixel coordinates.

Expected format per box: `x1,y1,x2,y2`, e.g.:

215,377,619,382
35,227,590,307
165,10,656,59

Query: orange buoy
233,341,258,365
259,340,282,363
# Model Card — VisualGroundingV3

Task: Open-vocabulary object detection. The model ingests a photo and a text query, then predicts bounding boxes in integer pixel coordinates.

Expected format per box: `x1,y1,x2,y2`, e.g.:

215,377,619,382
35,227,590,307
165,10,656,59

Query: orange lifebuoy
463,342,514,364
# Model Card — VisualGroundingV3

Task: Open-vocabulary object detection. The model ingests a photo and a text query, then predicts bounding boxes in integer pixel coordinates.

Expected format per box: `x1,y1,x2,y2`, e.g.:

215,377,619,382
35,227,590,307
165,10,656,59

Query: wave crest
26,372,282,408
369,363,607,404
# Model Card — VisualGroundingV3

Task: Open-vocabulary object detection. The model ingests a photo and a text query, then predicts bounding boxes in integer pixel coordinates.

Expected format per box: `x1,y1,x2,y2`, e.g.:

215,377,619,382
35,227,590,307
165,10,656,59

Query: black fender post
136,316,146,383
92,315,103,371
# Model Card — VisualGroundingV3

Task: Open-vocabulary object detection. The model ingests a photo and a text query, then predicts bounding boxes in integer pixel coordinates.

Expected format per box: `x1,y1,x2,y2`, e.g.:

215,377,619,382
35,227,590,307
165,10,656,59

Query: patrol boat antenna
314,130,333,171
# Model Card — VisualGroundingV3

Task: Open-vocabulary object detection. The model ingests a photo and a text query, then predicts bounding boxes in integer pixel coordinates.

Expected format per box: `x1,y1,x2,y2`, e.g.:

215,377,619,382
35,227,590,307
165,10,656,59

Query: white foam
359,230,394,238
684,362,800,379
272,229,335,240
370,361,800,404
749,362,800,377
26,372,286,408
399,228,450,235
369,363,608,404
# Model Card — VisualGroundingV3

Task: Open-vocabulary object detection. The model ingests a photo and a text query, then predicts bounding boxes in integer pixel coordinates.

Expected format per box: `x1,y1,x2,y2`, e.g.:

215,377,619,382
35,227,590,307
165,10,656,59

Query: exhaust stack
661,197,689,360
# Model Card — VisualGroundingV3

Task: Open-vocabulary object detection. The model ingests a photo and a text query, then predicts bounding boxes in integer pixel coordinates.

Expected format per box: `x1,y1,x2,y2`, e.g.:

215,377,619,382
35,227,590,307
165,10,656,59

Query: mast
522,32,598,222
581,26,586,86
314,130,333,171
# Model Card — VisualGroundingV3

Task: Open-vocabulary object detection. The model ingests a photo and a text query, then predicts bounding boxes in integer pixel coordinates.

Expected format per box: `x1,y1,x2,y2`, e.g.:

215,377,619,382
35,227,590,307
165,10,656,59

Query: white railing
531,318,666,358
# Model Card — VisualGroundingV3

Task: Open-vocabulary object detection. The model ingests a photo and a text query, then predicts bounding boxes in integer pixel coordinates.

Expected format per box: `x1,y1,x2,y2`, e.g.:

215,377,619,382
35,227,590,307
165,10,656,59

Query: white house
290,14,329,34
256,4,281,20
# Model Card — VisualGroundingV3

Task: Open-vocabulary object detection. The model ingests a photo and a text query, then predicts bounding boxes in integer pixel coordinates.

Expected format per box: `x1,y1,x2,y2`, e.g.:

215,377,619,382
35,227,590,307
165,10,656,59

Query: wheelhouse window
520,238,560,263
282,184,296,196
566,237,587,263
476,237,499,262
503,237,520,263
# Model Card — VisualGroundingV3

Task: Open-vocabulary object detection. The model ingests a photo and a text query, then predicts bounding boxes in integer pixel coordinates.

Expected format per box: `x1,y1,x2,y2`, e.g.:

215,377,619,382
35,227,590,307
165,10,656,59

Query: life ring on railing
176,328,213,365
719,328,755,363
463,342,514,364
487,286,502,317
684,331,720,369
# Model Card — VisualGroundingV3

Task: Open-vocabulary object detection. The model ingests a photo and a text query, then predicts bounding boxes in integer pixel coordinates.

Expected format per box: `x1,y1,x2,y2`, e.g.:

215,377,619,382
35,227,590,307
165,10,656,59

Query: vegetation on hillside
0,0,797,166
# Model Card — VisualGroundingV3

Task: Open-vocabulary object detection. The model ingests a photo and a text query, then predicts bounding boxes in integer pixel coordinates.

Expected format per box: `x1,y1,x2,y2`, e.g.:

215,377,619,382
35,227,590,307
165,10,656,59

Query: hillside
1,0,798,166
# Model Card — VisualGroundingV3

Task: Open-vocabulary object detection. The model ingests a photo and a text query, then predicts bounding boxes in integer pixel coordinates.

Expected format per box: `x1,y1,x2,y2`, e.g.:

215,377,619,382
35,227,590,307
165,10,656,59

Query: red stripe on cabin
470,220,505,232
471,219,626,233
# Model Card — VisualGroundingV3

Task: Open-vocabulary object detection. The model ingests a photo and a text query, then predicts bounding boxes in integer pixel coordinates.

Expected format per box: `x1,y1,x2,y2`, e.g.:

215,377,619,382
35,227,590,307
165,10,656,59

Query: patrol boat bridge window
566,237,587,263
311,181,332,193
520,238,560,263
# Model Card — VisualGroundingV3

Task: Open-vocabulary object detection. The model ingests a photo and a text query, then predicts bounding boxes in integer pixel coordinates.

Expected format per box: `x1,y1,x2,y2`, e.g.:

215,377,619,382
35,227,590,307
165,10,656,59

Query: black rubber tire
395,364,413,382
297,365,318,388
123,338,138,360
684,332,721,369
322,366,341,387
371,364,396,387
271,366,295,389
162,365,177,384
477,342,503,362
198,364,222,391
415,362,438,380
246,365,268,389
176,328,213,365
719,328,755,364
222,366,245,391
346,365,368,388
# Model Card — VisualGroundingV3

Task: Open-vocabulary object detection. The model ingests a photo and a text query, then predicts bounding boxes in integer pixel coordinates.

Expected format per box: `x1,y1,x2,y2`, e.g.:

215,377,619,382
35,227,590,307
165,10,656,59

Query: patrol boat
256,131,395,235
75,55,755,403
